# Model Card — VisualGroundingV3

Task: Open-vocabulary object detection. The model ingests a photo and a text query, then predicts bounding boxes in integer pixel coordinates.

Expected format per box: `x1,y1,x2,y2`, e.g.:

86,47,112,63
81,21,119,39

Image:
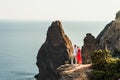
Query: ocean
0,20,108,80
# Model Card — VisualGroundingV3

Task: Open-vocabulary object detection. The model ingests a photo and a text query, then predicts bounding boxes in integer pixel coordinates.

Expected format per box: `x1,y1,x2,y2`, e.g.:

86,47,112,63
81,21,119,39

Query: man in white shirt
71,44,78,65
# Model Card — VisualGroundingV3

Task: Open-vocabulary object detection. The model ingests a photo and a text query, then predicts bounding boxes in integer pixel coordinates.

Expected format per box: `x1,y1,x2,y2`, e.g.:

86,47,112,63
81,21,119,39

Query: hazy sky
0,0,120,21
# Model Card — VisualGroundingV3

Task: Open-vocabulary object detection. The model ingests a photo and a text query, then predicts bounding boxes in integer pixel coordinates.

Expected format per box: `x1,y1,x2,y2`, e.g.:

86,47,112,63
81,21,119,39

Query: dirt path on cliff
62,64,92,74
57,64,92,80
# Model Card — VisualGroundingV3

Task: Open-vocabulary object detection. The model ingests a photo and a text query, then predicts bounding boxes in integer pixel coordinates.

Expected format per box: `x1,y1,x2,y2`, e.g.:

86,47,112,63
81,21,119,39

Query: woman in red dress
76,46,82,64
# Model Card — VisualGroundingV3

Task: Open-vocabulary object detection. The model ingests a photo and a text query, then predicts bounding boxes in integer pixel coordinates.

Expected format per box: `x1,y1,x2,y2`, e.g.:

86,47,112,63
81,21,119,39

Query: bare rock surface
96,13,120,57
35,21,73,80
81,33,95,64
115,10,120,22
56,64,92,80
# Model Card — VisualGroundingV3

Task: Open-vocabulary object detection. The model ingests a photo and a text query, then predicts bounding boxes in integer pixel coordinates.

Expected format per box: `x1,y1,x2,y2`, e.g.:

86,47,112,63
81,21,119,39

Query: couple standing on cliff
71,44,82,65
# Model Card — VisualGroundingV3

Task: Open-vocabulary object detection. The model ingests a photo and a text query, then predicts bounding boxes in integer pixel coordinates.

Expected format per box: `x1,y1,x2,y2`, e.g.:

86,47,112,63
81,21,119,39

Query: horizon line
0,19,112,22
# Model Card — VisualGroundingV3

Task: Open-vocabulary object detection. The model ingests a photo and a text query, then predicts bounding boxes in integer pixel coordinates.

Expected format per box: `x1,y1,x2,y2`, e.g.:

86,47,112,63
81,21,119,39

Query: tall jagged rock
35,21,73,80
81,33,95,64
96,10,120,57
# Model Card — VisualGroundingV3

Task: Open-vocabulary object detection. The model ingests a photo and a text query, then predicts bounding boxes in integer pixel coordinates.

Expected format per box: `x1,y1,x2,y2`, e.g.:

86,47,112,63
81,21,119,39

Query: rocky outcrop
96,10,120,57
35,21,73,80
115,10,120,22
81,33,95,64
56,64,92,80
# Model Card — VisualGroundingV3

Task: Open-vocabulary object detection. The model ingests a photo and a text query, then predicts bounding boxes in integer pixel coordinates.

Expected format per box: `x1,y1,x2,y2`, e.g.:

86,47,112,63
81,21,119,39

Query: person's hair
74,44,76,47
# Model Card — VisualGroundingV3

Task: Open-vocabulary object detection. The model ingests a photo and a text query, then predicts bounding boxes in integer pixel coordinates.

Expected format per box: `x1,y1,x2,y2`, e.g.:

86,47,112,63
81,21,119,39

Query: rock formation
81,33,95,64
56,64,92,80
35,21,73,80
96,10,120,57
34,10,120,80
115,10,120,22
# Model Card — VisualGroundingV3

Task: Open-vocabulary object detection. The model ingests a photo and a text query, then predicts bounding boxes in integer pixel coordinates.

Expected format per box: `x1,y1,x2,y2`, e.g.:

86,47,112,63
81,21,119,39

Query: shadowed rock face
35,21,73,80
81,33,95,64
96,11,120,57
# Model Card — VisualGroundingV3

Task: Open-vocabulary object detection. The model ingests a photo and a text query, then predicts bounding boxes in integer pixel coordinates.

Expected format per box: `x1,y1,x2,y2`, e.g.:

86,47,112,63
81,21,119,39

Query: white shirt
73,47,78,56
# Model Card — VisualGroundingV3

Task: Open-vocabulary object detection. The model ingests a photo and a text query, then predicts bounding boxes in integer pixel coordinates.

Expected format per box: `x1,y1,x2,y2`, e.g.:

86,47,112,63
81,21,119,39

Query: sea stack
81,33,95,64
96,10,120,57
35,21,73,80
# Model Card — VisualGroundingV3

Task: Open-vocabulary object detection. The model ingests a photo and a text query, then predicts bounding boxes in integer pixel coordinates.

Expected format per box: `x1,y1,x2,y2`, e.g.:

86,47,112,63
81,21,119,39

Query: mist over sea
0,21,108,80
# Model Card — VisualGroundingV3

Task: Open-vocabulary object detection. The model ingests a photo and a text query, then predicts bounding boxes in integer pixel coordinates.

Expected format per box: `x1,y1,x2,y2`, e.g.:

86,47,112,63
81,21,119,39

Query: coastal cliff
81,10,120,63
96,10,120,57
35,21,73,80
35,11,120,80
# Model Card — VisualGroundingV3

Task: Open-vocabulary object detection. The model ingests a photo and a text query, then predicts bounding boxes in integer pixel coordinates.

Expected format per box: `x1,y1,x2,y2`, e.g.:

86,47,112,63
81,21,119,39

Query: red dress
77,48,82,64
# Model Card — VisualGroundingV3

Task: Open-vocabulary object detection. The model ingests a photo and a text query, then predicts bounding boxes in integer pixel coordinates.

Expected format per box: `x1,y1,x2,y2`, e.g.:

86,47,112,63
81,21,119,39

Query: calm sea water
0,20,108,80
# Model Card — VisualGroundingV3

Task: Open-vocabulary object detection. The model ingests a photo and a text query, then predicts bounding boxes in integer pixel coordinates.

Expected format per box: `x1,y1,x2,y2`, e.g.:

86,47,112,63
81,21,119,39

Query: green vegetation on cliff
91,49,120,80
